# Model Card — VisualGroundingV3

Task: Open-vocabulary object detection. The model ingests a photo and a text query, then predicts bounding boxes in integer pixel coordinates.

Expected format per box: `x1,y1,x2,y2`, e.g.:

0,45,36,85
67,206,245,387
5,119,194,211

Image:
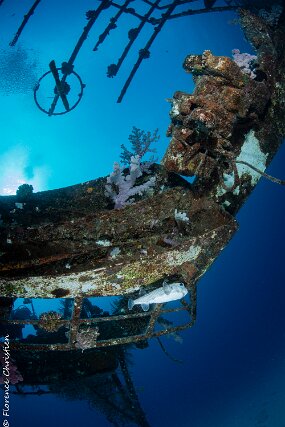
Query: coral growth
105,155,156,209
0,348,23,385
120,126,159,167
106,127,158,208
16,183,34,201
232,49,257,79
75,326,100,351
162,49,270,192
38,311,62,333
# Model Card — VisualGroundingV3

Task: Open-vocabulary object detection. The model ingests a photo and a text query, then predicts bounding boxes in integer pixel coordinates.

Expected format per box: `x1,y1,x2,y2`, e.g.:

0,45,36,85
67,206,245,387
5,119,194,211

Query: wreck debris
0,287,196,351
9,0,41,47
33,0,111,115
107,0,162,82
163,8,285,214
33,59,85,116
0,163,235,349
8,346,151,427
1,7,285,352
3,0,240,111
0,166,237,293
162,48,271,189
5,1,282,110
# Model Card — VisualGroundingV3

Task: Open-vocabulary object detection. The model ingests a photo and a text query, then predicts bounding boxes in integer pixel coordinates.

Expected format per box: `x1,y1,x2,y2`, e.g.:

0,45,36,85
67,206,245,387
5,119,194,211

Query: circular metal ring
33,68,85,116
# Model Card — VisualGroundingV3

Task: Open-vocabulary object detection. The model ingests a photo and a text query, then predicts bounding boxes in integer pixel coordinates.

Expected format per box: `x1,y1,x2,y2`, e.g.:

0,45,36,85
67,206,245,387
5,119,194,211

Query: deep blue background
0,1,284,426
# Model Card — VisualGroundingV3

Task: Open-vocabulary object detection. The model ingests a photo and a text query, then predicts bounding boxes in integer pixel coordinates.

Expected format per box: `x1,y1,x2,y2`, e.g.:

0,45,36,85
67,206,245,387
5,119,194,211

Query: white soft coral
105,155,156,209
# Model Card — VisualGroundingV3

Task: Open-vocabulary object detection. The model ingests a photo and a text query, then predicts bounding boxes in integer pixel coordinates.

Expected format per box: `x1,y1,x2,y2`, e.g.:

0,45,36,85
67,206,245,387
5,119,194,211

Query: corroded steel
163,9,285,214
1,285,196,350
0,167,237,300
3,0,239,108
9,0,41,47
1,6,284,352
0,275,196,351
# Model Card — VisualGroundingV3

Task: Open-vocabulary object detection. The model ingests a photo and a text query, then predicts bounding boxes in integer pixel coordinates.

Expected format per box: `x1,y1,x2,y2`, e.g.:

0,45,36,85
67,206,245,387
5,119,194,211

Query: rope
235,160,285,185
156,337,183,364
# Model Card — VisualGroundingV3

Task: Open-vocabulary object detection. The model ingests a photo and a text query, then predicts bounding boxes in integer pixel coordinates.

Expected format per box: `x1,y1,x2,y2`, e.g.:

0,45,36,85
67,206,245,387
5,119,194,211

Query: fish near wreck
128,281,188,312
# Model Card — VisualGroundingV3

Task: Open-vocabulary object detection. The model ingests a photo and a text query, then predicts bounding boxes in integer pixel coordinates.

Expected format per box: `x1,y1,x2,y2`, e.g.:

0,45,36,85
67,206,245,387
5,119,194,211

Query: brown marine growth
163,9,285,214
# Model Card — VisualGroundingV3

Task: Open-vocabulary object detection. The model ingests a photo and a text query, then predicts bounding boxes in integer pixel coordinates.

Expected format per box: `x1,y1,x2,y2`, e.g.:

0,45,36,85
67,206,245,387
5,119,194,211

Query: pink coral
0,348,23,385
232,49,257,79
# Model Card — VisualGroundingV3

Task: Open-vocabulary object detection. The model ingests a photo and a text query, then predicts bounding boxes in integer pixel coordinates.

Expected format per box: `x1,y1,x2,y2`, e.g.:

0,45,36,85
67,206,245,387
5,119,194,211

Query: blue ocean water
0,1,284,426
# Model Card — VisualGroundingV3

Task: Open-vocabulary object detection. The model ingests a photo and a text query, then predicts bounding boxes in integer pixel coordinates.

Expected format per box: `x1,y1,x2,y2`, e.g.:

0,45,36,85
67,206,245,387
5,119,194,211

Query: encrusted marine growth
163,49,270,190
75,326,100,351
38,311,62,333
0,165,237,298
1,7,285,354
163,9,285,213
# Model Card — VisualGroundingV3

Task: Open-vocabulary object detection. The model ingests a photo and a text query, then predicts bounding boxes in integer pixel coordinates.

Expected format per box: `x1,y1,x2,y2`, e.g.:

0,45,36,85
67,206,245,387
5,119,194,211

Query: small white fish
128,281,188,312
